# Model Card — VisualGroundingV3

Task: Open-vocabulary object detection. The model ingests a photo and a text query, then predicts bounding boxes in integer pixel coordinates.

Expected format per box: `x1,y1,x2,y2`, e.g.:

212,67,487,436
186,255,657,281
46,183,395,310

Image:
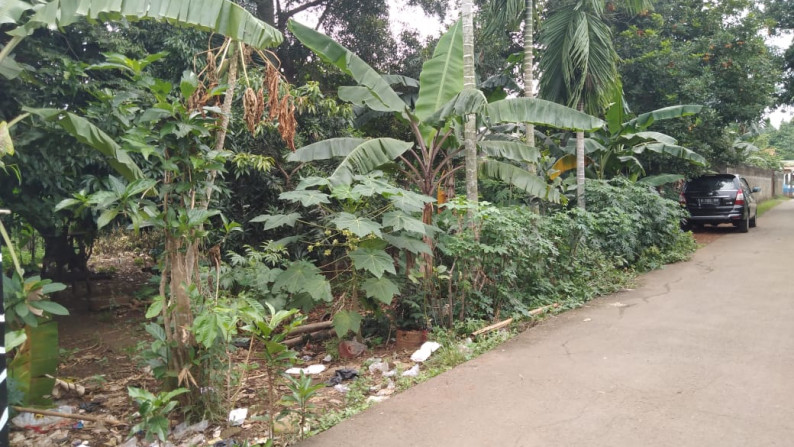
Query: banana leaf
9,321,59,406
414,20,464,121
288,20,404,113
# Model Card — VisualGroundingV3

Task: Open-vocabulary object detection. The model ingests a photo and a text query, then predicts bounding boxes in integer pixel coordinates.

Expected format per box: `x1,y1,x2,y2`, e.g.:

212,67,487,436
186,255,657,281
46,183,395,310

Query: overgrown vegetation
1,0,773,445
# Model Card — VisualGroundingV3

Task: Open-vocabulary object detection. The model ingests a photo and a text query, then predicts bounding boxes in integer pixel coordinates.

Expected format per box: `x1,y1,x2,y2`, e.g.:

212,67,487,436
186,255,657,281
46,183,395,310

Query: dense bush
436,179,696,322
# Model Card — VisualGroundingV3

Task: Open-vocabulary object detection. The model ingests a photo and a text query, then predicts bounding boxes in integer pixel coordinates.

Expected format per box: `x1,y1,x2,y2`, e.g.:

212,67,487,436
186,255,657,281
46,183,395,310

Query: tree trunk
253,0,276,26
576,101,586,209
523,0,539,213
462,0,478,220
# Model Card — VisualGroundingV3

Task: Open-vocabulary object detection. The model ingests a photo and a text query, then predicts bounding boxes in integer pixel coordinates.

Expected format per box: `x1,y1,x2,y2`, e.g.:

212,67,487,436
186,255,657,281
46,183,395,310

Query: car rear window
686,176,736,192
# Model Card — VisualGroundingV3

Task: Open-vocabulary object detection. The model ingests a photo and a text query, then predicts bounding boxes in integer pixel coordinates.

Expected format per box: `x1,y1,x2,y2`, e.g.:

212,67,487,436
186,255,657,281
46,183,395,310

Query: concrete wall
718,165,783,202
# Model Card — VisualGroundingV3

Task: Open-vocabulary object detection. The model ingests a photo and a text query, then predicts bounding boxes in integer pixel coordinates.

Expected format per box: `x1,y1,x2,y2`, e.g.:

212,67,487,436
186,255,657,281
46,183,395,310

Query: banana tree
286,19,603,223
550,92,706,182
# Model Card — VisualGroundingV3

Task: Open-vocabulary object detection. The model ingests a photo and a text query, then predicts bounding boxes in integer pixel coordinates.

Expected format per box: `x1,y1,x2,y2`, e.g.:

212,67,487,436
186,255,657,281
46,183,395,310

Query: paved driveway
300,200,794,447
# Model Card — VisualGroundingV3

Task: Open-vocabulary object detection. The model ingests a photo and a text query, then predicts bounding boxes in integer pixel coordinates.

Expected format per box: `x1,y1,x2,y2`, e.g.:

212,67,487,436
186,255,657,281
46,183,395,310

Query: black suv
680,174,760,233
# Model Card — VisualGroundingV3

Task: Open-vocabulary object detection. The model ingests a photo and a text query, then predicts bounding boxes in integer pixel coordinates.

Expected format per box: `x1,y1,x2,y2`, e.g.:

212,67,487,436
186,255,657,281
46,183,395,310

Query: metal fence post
0,209,9,446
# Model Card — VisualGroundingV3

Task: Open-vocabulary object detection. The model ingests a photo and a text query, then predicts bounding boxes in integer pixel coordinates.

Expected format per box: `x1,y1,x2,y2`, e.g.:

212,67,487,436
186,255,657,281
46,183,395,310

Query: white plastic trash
285,364,326,375
402,364,420,377
410,341,441,362
228,408,248,426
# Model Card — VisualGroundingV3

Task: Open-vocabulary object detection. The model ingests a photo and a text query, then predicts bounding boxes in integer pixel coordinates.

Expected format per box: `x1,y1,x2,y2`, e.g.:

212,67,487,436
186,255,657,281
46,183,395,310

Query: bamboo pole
11,406,126,426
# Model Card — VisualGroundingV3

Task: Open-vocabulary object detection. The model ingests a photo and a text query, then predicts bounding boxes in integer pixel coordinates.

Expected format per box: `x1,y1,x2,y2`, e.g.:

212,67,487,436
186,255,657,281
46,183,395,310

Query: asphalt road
300,200,794,447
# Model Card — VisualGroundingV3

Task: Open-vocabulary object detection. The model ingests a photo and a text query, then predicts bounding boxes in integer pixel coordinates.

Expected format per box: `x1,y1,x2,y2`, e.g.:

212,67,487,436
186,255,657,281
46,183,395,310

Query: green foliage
437,180,695,322
128,386,189,443
282,373,325,440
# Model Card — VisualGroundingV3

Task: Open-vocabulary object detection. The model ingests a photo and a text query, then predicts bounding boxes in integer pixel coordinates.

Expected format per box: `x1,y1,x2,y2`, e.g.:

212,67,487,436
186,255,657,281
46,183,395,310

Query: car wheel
737,215,749,233
749,213,757,228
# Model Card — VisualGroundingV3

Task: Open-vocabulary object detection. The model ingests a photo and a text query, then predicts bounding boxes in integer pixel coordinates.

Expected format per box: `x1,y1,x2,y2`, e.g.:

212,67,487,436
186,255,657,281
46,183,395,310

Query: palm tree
539,0,650,208
462,0,479,214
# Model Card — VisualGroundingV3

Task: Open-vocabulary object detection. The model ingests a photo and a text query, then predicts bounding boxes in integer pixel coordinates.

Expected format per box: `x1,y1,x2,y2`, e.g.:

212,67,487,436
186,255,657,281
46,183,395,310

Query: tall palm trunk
523,0,535,150
462,0,478,216
577,101,586,209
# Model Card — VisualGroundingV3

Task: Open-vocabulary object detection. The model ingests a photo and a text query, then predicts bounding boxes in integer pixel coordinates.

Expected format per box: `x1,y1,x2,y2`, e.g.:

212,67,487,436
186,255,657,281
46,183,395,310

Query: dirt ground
10,251,420,447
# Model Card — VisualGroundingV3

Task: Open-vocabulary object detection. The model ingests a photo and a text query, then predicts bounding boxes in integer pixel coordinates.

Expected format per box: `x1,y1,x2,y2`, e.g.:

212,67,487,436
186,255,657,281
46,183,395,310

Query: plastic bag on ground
410,341,441,362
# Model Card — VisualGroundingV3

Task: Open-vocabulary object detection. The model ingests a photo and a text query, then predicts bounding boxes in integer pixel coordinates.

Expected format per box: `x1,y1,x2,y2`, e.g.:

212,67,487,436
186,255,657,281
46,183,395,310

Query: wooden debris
472,318,513,337
284,328,335,348
528,303,558,317
11,406,127,427
288,321,333,337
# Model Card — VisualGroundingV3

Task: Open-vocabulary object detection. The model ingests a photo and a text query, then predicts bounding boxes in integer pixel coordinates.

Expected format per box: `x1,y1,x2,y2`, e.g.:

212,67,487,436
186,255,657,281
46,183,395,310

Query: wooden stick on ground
287,321,333,336
472,318,513,337
528,303,558,317
11,406,127,427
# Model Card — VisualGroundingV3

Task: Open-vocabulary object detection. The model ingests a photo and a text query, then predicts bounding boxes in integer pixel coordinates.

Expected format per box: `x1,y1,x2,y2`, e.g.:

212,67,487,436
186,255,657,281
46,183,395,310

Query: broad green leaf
382,74,420,88
1,0,32,26
301,276,333,302
288,138,367,163
329,138,413,186
180,70,198,100
40,282,66,294
250,213,301,230
382,234,432,255
382,211,426,234
389,191,434,214
279,189,330,207
425,88,488,125
633,143,706,166
350,175,394,197
618,131,676,146
145,296,164,319
296,176,331,189
332,212,382,238
5,329,26,351
12,0,283,49
288,20,404,112
480,159,561,203
273,261,325,294
23,108,142,180
361,277,399,304
638,174,685,187
1,121,14,156
415,20,464,121
97,209,119,229
0,54,24,80
623,105,703,133
486,98,604,131
348,248,395,278
478,140,539,163
332,310,363,338
29,300,69,316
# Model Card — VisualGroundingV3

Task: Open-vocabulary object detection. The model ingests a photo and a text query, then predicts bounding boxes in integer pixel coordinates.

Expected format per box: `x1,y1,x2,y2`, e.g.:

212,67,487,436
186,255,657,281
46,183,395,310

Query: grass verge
758,196,790,217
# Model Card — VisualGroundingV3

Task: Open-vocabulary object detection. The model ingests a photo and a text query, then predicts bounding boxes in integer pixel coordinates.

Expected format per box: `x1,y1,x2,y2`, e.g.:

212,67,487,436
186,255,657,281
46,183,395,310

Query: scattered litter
72,420,84,430
325,368,359,386
52,378,86,398
583,318,592,322
377,380,395,396
285,364,326,375
322,354,333,362
228,408,248,426
301,355,313,362
366,396,389,404
72,441,89,447
338,340,367,359
232,337,250,348
78,401,101,413
12,405,75,431
172,419,209,440
333,384,350,394
402,364,420,377
610,302,629,308
368,361,390,375
410,341,441,363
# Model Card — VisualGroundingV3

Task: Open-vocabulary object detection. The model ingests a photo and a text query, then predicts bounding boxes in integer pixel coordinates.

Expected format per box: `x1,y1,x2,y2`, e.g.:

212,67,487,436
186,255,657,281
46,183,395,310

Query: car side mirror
751,186,761,193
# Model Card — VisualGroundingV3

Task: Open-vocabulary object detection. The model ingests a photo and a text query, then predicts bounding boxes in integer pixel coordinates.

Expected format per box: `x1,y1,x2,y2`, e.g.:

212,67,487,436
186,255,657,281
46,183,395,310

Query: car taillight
679,192,686,205
735,190,745,205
